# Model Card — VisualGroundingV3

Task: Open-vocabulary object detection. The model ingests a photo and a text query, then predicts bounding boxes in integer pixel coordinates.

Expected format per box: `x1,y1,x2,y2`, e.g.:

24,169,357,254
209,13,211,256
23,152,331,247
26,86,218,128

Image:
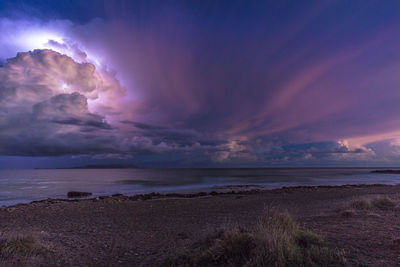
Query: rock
67,191,92,198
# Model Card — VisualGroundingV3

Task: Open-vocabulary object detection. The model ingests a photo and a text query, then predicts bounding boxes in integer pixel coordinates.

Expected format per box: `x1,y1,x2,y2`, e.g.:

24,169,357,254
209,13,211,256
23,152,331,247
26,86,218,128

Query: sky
1,0,400,168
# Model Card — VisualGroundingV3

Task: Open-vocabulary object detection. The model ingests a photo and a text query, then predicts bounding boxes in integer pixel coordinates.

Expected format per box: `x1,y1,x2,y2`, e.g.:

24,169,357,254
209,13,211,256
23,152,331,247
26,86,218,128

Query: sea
0,168,400,207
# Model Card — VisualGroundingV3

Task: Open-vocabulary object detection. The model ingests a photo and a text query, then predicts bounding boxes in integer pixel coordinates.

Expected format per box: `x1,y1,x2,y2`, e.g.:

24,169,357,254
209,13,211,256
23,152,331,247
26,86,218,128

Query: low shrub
0,236,46,259
338,195,397,214
0,234,52,266
371,197,396,210
164,210,346,266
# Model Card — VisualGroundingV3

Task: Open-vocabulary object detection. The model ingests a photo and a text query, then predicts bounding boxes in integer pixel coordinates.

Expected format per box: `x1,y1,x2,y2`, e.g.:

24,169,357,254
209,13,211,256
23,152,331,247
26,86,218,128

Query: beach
2,167,400,207
0,184,399,266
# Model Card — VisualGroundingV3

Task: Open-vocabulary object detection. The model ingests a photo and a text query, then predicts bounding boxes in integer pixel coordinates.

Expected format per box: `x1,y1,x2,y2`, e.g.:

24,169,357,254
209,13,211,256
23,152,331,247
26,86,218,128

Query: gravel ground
0,184,399,266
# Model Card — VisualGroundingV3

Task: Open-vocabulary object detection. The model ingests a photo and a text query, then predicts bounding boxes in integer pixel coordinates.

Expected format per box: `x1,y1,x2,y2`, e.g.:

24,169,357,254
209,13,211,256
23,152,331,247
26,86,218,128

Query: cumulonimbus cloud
3,6,400,166
0,49,124,156
0,49,225,158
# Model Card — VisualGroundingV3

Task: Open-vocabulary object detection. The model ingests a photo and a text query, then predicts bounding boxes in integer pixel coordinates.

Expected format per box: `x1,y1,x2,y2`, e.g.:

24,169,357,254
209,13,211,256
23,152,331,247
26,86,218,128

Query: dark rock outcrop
67,191,92,198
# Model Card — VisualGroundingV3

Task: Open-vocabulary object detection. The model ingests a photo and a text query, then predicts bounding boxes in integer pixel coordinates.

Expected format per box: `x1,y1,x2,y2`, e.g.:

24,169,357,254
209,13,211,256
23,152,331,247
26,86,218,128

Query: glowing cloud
17,30,64,50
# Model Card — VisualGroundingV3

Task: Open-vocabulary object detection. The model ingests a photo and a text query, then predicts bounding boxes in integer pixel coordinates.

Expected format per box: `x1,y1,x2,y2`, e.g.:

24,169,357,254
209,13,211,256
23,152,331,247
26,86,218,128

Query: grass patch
0,234,52,265
371,197,396,209
347,199,373,210
337,195,397,214
164,210,346,266
0,236,45,258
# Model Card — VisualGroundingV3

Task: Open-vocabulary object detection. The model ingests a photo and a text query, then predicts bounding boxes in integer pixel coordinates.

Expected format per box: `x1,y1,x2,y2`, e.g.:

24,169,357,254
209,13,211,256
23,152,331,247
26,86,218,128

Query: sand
1,184,400,266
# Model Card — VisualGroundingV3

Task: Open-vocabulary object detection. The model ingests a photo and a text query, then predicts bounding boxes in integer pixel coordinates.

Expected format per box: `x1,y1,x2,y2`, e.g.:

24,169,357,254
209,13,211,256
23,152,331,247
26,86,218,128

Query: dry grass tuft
0,236,44,258
0,234,52,266
370,197,396,209
337,195,398,215
164,210,346,266
347,199,373,210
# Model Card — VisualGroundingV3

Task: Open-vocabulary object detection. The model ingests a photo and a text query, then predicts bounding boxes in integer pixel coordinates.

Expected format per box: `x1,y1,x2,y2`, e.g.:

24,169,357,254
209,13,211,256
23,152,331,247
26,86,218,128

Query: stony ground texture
0,184,400,266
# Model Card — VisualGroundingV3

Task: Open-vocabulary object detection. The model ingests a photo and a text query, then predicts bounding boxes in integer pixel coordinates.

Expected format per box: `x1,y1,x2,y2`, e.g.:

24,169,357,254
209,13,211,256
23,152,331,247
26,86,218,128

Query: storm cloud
0,49,123,156
2,1,400,166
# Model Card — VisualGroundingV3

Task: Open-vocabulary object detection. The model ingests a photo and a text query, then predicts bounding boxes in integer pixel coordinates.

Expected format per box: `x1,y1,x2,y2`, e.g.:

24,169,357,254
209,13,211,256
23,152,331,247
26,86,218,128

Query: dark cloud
120,120,228,155
3,1,400,166
34,93,112,130
0,50,123,156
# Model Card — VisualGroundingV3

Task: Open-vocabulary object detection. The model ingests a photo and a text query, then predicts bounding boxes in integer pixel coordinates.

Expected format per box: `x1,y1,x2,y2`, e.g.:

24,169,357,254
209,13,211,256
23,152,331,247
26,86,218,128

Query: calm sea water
0,168,400,206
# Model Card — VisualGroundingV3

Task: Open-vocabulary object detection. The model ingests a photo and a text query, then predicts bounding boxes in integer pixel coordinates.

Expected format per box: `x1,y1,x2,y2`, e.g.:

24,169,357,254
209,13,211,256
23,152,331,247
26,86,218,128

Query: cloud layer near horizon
2,1,400,166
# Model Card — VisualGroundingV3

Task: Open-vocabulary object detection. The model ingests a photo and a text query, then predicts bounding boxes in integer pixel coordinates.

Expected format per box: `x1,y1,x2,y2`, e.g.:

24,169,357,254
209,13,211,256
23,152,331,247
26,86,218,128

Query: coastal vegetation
0,235,52,266
165,210,346,266
336,194,398,217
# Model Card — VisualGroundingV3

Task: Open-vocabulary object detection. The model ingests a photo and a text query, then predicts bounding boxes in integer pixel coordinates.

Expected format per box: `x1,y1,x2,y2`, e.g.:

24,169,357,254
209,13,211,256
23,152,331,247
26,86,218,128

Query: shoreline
2,182,398,209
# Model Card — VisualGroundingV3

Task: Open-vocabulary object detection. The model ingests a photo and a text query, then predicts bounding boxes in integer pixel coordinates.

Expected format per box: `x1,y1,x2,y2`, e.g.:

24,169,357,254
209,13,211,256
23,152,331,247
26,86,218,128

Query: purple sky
1,1,400,168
